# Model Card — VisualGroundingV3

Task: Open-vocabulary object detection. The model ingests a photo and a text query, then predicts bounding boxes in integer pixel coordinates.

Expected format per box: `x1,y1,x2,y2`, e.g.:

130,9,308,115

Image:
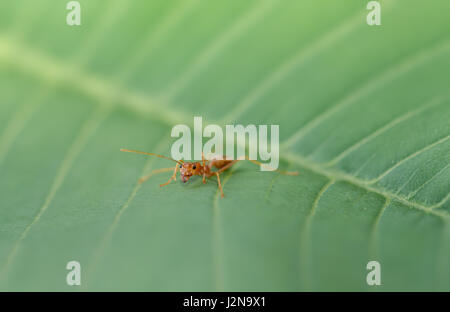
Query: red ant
120,149,299,198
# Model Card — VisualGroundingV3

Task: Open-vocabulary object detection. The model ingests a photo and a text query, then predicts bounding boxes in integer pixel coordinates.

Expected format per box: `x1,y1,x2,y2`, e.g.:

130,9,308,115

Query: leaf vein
85,138,170,284
222,5,371,123
212,168,236,291
283,152,449,220
299,179,335,290
282,38,450,148
162,0,275,100
368,198,391,258
324,97,445,167
368,134,450,184
407,163,450,200
0,106,109,278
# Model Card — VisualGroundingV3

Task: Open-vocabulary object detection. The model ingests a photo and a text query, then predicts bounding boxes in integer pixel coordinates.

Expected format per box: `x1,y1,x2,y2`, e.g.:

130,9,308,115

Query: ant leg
160,164,179,187
215,172,224,198
139,167,176,184
202,152,207,184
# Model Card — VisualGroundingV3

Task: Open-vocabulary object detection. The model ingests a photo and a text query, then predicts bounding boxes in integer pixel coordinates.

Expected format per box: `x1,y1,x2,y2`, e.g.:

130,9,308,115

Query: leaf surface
0,0,449,291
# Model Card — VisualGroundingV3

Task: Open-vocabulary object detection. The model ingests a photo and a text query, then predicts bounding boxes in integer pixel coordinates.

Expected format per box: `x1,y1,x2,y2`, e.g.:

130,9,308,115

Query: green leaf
0,0,449,291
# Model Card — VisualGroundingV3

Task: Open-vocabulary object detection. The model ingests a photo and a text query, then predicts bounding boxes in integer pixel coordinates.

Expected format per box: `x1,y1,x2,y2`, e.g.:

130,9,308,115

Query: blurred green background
0,0,449,291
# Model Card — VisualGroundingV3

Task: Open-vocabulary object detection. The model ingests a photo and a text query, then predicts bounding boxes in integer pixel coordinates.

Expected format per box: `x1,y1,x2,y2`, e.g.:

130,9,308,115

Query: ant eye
179,165,182,168
193,165,197,170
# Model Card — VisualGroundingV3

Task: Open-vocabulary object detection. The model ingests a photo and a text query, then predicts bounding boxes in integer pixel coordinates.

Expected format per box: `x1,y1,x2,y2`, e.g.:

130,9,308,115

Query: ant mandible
120,149,299,198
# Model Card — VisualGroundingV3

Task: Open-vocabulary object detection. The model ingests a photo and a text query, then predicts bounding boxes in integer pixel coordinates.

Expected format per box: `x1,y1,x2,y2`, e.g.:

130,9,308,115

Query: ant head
179,162,201,183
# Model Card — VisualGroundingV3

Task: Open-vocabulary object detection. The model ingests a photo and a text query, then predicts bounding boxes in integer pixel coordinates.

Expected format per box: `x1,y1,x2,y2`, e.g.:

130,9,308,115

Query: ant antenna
120,149,184,165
